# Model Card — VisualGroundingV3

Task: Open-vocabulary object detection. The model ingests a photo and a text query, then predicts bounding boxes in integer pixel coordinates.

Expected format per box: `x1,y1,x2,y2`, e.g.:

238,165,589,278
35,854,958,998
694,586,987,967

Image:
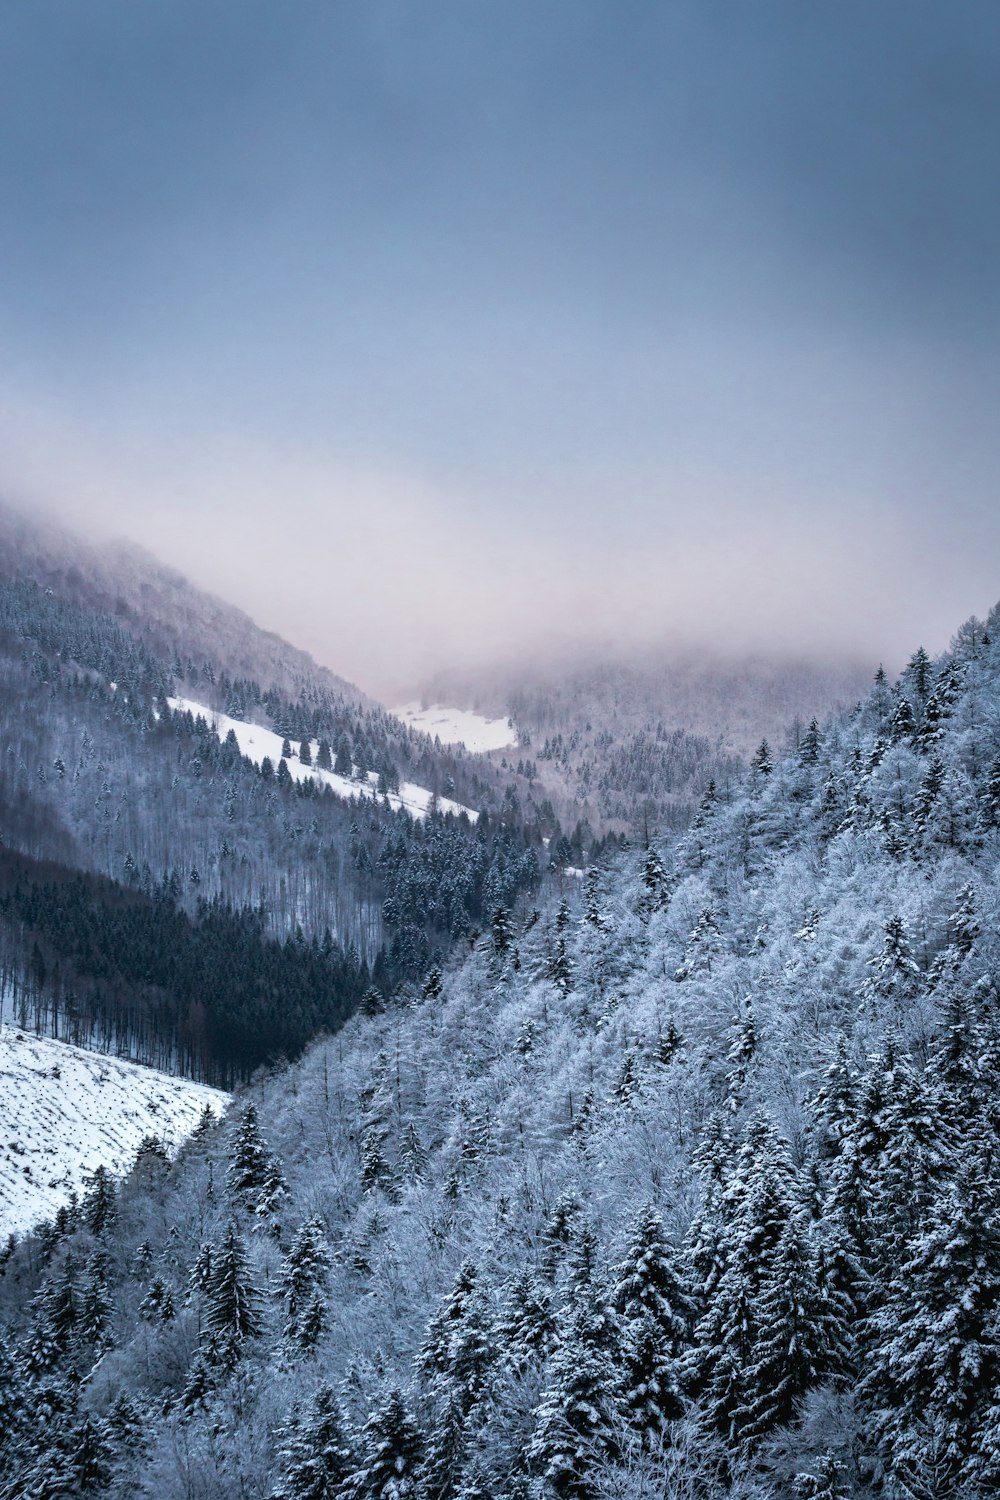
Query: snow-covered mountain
0,1024,227,1240
1,601,997,1499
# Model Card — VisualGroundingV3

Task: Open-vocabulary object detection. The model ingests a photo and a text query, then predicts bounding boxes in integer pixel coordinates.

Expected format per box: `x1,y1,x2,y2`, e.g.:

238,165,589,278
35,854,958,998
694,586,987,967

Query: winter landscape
1,5,999,1499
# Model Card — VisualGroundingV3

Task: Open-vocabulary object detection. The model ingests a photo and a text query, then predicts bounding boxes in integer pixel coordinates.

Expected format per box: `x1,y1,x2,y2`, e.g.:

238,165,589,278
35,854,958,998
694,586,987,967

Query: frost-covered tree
272,1383,354,1500
203,1220,263,1362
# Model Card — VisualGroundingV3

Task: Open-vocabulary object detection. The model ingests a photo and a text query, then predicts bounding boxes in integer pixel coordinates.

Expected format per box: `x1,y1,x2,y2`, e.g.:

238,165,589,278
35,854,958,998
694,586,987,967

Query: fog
0,3,998,699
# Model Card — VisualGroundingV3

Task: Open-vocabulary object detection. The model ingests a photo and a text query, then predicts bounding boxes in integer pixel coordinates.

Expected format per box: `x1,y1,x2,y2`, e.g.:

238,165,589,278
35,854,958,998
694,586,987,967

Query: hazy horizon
1,3,998,697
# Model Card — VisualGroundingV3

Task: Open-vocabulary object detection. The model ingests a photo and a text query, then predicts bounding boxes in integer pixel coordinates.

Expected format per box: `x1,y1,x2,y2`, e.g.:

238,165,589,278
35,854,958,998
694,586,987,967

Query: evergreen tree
78,1249,113,1352
751,739,773,777
204,1221,263,1362
497,1269,556,1373
863,1158,1000,1494
397,1123,429,1187
138,1274,176,1324
799,718,822,765
582,869,606,930
728,1211,838,1447
81,1164,117,1238
419,1260,493,1411
863,916,922,1013
65,1412,114,1494
227,1102,288,1214
281,1218,332,1350
334,734,352,775
347,1387,424,1499
273,1384,354,1500
673,907,722,981
527,1282,622,1498
614,1208,692,1347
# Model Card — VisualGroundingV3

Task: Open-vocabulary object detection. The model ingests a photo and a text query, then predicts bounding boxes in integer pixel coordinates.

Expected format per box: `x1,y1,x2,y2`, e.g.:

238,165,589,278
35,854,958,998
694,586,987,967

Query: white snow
0,1025,228,1240
167,697,477,821
391,702,518,754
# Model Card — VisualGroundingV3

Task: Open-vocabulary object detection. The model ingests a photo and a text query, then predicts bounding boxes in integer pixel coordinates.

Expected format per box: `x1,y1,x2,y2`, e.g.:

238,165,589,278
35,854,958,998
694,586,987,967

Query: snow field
167,697,477,821
0,1025,229,1239
391,701,518,754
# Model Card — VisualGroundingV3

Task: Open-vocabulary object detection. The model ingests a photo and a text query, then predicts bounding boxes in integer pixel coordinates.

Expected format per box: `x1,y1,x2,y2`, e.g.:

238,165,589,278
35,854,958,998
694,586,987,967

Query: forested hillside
422,649,871,832
2,604,997,1498
0,555,593,1083
0,502,368,709
0,509,632,1092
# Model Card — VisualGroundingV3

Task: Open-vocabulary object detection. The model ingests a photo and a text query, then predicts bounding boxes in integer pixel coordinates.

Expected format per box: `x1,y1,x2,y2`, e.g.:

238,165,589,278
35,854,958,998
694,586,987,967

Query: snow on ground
0,1026,228,1239
167,697,477,821
392,702,518,754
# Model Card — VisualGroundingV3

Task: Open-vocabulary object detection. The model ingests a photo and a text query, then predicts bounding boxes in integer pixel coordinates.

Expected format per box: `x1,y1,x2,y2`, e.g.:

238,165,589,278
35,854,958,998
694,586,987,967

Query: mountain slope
0,520,563,1078
0,600,996,1497
0,1024,227,1240
419,646,874,831
0,500,369,708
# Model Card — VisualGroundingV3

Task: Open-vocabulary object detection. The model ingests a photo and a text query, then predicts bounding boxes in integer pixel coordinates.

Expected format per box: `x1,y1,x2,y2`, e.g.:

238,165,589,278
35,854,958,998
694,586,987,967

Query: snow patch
392,702,518,754
167,697,477,822
0,1025,228,1240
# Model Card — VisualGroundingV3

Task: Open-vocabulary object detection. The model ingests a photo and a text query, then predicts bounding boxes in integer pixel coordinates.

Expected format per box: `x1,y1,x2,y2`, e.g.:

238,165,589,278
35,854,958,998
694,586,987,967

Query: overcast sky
0,2,998,696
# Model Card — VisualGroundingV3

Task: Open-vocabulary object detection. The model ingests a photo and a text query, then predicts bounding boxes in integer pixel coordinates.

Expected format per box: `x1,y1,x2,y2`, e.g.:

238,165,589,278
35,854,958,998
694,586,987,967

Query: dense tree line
0,847,367,1085
1,606,998,1496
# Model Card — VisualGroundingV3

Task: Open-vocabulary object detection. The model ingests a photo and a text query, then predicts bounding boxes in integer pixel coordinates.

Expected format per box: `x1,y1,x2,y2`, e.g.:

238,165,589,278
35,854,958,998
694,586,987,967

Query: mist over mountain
1,4,998,1495
1,584,998,1498
416,646,874,834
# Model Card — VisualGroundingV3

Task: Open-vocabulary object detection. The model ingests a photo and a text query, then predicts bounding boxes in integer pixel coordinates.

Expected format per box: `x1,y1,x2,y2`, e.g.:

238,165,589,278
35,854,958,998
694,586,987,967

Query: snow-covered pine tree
272,1383,355,1500
280,1218,332,1350
203,1220,263,1363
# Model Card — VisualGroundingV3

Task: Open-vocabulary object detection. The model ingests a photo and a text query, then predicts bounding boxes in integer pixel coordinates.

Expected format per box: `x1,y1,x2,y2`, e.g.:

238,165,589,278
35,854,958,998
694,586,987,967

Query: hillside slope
0,602,996,1497
0,1024,227,1240
0,500,369,708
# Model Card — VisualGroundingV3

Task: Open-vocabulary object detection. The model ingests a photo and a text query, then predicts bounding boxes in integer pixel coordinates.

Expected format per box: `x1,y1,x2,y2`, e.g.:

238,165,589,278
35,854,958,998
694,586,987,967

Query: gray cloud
0,2,997,696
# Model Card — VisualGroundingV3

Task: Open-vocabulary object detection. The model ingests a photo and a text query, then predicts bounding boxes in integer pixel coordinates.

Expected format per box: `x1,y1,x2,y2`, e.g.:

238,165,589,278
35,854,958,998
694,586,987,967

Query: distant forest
0,573,620,1082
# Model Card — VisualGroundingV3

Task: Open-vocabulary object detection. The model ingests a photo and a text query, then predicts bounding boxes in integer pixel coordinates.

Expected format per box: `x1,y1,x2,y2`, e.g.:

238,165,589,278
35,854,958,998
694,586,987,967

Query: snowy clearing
167,697,477,821
391,702,518,754
0,1026,228,1240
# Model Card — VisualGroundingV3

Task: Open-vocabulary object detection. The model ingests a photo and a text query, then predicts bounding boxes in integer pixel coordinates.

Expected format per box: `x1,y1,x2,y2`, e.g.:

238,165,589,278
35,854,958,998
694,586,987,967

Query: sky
0,1,998,698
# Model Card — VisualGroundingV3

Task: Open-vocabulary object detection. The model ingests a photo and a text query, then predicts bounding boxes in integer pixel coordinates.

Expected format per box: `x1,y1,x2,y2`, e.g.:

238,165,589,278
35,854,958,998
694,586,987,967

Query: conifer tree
863,916,922,1012
613,1207,693,1335
81,1164,117,1238
78,1249,113,1352
582,869,606,930
204,1220,263,1362
673,907,722,981
348,1388,424,1499
396,1123,428,1188
497,1269,556,1373
334,734,352,775
799,718,822,765
227,1102,288,1214
751,739,773,777
281,1218,332,1350
65,1412,114,1495
138,1274,176,1324
728,1211,838,1447
273,1384,354,1500
547,931,573,995
863,1158,1000,1494
528,1282,622,1498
